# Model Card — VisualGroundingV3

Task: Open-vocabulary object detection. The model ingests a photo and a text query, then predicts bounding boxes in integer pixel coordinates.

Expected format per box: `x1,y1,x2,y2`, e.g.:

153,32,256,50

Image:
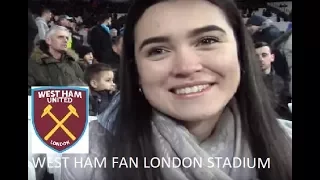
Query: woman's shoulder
60,121,111,180
277,119,292,138
89,120,112,146
97,91,120,131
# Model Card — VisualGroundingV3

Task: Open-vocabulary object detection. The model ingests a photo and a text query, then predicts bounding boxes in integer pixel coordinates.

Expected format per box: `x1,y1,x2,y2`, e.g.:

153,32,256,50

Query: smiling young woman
61,0,292,180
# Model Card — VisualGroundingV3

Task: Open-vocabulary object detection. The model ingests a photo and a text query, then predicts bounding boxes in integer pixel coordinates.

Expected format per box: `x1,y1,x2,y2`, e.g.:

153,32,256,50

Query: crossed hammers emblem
41,104,79,141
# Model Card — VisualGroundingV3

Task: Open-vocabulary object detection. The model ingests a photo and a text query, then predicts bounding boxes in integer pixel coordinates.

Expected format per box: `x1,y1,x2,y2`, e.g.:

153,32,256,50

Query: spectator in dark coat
88,14,113,64
255,42,291,120
28,26,84,94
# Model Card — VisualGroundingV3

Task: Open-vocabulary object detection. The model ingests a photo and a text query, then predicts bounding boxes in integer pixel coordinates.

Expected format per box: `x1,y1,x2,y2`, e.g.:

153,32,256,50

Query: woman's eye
197,37,219,46
147,48,168,57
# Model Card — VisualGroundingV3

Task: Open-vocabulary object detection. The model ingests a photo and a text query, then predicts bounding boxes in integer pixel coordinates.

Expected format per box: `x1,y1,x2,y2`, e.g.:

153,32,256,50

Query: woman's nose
171,48,203,77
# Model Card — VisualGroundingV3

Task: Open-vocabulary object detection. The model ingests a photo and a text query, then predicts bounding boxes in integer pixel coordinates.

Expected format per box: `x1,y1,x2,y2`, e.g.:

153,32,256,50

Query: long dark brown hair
109,0,292,180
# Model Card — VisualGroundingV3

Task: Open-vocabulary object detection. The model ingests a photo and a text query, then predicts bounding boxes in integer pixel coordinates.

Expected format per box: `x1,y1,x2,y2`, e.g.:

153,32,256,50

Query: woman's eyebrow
138,25,226,51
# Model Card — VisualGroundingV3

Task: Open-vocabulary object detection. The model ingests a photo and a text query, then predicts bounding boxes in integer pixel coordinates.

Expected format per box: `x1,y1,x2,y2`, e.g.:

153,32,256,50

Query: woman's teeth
173,84,210,95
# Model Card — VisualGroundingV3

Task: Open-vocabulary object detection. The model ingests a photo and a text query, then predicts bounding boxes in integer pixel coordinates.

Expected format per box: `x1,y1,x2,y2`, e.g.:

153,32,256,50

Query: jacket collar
30,45,79,65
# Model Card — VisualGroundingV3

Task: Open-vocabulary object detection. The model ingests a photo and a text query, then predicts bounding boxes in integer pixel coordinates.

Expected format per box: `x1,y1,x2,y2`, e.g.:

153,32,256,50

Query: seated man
255,42,291,120
28,25,84,94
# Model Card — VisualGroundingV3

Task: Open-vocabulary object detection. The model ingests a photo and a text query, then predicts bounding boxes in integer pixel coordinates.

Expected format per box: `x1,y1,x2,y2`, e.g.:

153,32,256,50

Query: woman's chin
169,108,223,122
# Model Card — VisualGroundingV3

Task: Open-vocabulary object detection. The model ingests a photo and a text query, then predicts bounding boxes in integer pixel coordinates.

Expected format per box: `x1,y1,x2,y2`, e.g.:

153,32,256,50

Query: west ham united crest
31,86,89,153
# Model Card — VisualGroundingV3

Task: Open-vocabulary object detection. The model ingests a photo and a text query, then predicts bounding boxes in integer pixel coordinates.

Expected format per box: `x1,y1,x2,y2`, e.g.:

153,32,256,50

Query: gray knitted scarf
151,99,258,180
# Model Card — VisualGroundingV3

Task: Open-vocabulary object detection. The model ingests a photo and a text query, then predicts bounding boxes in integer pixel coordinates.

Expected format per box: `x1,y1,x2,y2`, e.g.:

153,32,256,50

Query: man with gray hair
28,25,84,94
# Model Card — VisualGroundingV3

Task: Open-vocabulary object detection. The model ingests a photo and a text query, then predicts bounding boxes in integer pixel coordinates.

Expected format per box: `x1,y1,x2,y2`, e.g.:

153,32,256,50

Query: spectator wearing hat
76,45,98,71
56,15,73,48
56,15,73,27
57,15,83,50
246,15,281,44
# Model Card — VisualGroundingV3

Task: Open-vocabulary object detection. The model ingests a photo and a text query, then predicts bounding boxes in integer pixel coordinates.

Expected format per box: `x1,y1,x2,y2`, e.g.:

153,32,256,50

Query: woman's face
134,0,240,122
